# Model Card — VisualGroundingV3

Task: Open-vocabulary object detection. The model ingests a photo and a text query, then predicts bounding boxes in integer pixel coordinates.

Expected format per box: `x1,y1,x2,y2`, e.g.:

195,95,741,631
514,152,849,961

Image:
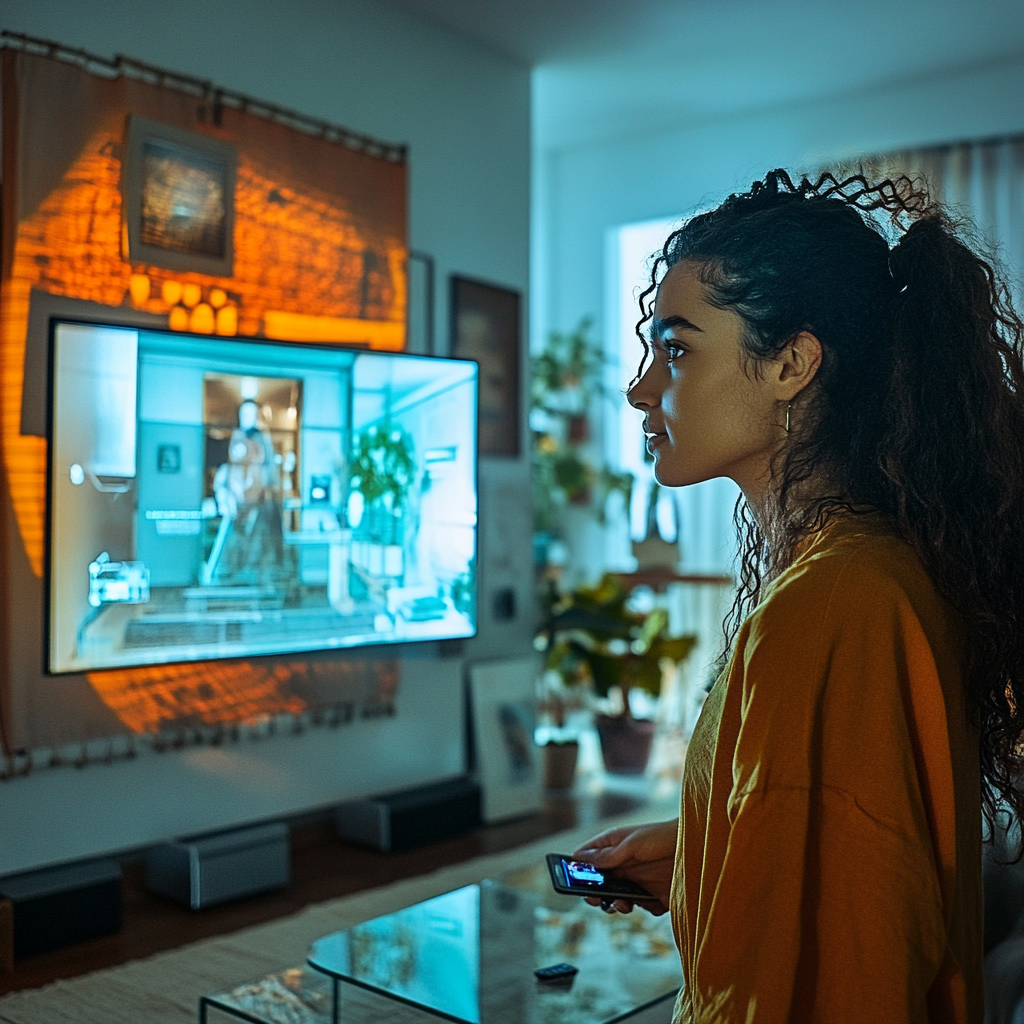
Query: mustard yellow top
671,516,982,1024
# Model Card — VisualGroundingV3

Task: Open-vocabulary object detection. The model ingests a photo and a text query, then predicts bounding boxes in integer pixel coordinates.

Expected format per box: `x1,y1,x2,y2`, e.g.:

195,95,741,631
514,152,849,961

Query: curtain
858,135,1024,307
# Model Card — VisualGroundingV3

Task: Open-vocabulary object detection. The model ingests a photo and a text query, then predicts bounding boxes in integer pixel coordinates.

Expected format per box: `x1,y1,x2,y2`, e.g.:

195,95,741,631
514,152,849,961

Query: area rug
0,799,679,1024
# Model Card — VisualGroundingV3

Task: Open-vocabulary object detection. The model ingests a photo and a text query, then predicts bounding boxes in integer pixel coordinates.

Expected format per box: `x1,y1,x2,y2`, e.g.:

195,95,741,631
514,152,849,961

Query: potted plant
538,575,696,775
535,668,589,790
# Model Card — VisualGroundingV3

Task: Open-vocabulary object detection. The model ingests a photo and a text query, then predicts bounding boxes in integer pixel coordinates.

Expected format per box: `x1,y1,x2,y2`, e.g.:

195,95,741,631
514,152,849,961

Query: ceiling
395,0,1024,150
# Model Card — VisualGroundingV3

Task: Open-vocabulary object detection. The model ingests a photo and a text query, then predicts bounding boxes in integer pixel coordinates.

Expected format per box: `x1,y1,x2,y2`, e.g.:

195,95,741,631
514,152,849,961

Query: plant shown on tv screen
350,423,415,510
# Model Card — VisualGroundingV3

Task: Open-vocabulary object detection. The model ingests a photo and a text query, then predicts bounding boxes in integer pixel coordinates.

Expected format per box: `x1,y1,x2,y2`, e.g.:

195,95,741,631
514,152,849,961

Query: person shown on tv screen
570,170,1024,1024
207,399,285,584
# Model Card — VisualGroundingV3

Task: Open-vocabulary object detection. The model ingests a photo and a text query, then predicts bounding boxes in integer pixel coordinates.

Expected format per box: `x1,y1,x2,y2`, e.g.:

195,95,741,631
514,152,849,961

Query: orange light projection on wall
4,116,407,574
0,45,408,745
88,657,399,736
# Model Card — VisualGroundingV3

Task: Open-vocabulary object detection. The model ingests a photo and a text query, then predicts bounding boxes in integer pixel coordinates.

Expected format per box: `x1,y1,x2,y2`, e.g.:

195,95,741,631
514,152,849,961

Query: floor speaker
0,898,13,973
0,859,122,958
145,822,290,910
335,777,481,852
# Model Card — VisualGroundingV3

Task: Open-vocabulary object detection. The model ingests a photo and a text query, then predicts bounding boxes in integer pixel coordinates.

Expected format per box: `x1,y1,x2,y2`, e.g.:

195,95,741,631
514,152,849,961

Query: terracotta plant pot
567,415,590,444
595,715,656,775
542,740,580,790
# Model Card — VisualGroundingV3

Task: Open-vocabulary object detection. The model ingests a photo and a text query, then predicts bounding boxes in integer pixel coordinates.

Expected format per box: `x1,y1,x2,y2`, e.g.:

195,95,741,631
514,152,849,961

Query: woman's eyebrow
651,314,703,338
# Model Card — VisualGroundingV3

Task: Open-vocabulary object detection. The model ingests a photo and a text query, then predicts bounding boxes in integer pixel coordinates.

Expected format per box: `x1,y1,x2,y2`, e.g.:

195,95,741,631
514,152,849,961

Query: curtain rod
0,29,408,164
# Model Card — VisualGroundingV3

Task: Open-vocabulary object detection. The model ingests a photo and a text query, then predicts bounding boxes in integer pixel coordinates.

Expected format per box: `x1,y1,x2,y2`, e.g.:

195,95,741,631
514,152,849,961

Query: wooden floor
0,789,647,997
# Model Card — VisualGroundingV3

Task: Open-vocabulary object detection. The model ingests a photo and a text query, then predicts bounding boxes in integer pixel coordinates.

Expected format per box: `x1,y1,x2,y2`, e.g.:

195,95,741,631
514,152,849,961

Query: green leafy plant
530,317,603,416
531,319,634,533
350,423,414,509
537,574,696,718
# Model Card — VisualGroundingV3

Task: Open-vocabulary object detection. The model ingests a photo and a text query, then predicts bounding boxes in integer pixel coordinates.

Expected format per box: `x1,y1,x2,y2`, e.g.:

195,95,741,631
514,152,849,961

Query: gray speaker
145,822,289,910
335,777,481,852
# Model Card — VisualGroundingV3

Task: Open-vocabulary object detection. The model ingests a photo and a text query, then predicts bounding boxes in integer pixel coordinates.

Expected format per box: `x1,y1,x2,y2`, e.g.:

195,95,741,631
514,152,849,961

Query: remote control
534,963,579,983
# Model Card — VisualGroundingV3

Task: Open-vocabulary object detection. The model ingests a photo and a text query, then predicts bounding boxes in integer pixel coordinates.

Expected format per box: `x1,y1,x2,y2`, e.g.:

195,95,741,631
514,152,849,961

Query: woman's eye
664,341,684,361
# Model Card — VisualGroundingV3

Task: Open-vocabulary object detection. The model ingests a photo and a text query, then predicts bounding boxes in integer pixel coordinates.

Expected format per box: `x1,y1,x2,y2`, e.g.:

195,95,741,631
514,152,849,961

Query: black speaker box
145,822,290,910
335,777,481,852
0,859,122,958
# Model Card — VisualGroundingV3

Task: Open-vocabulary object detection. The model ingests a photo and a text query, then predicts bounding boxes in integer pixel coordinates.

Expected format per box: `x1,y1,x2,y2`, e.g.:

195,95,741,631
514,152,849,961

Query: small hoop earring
784,402,792,434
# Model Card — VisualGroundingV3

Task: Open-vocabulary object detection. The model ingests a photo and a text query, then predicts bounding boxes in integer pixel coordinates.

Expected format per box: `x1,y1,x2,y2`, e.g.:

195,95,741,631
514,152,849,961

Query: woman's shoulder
734,515,961,732
748,515,945,648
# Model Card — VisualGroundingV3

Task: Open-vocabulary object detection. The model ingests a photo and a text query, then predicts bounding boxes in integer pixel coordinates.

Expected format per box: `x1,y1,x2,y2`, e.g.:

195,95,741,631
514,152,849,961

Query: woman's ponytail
884,214,1024,837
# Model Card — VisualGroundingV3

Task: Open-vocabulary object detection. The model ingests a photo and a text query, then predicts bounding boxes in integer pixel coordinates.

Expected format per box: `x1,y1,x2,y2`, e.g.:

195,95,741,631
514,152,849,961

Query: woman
574,170,1024,1023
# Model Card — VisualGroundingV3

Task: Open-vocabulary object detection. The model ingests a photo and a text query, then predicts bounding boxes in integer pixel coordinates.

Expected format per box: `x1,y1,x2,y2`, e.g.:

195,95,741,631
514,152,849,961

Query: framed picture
122,116,236,276
450,276,520,457
469,657,543,822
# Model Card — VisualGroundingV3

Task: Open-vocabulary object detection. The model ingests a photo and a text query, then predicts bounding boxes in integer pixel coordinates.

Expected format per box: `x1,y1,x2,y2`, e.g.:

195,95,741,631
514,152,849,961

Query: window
608,217,739,575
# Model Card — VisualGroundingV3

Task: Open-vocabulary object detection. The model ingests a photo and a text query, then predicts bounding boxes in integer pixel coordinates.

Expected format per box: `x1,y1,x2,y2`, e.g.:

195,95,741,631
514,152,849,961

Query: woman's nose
627,366,657,410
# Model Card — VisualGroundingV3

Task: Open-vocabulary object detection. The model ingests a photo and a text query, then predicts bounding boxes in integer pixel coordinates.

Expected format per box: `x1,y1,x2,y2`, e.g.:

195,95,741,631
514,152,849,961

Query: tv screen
46,320,478,674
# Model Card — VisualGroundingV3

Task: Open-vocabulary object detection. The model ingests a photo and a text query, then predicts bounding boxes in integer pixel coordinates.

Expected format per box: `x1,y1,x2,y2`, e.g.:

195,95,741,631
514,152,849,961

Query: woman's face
627,262,788,497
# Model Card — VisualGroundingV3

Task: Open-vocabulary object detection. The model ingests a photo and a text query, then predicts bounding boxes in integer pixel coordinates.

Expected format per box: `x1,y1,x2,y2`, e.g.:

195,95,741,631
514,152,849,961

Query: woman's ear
773,331,822,400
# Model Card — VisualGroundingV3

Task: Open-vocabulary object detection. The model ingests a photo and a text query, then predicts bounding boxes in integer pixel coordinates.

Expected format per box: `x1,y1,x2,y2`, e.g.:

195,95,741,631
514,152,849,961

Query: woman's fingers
575,820,677,868
572,827,632,861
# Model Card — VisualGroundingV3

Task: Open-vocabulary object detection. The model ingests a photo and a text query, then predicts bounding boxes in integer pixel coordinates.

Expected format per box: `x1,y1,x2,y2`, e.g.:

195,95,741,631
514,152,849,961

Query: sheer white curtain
868,135,1024,305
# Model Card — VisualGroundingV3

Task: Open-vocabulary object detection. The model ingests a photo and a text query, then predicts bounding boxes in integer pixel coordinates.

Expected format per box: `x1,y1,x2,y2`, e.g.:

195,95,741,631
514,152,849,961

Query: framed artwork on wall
469,657,543,822
122,116,237,276
450,276,521,457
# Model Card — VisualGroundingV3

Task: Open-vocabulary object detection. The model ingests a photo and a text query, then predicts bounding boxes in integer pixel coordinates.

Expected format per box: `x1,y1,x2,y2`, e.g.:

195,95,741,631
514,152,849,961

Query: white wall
0,0,532,875
537,54,1024,343
0,660,464,876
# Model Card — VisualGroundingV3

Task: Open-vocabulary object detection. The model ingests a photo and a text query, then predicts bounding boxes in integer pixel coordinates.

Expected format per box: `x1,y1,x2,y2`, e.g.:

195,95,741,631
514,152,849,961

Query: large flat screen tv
46,319,478,674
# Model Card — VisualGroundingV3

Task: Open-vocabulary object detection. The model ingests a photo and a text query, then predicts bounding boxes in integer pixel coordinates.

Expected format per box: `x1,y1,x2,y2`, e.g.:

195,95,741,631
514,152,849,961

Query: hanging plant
350,423,415,509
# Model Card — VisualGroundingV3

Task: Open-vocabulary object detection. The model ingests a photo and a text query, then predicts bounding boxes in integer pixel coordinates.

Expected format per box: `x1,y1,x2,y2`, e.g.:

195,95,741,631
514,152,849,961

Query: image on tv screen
47,321,478,673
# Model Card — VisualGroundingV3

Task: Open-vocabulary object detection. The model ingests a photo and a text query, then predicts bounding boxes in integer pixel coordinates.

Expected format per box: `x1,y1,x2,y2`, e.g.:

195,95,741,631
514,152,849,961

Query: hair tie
888,249,909,295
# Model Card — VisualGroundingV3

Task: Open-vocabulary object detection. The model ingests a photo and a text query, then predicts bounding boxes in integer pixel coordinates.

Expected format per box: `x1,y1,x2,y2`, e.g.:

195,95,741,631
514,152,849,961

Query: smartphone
546,853,655,901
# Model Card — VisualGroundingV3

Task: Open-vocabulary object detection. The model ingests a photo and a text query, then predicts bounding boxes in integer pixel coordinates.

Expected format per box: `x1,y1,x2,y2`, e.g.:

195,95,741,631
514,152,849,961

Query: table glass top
307,863,682,1024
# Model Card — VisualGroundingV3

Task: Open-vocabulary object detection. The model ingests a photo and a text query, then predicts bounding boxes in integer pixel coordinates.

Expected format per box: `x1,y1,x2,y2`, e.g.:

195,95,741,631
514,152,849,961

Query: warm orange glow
87,661,307,734
3,118,405,584
169,305,190,331
216,304,238,336
129,273,151,306
263,311,405,350
2,128,129,576
82,657,399,734
2,51,409,745
190,302,215,334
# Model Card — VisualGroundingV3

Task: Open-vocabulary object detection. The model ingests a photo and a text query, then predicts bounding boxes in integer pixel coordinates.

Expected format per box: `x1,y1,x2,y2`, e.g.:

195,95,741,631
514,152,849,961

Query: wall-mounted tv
46,320,478,674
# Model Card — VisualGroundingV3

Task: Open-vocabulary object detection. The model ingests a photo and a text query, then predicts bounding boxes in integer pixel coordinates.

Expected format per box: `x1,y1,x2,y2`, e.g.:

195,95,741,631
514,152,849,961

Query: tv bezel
43,316,480,677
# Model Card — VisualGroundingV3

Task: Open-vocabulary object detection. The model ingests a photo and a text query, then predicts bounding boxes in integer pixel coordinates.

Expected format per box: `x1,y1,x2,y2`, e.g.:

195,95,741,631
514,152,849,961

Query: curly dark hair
634,169,1024,847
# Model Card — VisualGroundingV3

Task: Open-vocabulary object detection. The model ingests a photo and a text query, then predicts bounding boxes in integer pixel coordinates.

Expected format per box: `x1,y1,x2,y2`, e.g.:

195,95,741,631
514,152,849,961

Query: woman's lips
645,432,668,454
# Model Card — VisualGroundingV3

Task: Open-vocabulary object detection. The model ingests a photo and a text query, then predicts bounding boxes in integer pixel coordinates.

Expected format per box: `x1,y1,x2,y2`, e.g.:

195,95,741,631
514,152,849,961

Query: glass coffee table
305,862,682,1024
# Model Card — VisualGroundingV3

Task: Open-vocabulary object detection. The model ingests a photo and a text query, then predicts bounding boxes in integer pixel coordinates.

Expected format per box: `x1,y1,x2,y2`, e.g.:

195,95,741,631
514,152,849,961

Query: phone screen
561,858,610,890
548,854,653,899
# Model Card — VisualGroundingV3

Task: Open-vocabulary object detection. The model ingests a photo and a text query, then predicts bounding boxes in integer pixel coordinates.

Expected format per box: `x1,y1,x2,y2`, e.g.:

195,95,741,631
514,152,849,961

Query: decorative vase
542,740,580,790
595,715,656,775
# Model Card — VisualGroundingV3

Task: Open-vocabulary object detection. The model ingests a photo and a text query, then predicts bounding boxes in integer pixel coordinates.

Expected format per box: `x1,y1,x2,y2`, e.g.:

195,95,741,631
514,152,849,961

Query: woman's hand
571,818,679,916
